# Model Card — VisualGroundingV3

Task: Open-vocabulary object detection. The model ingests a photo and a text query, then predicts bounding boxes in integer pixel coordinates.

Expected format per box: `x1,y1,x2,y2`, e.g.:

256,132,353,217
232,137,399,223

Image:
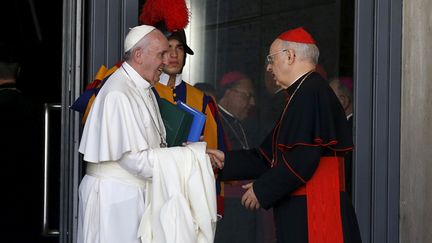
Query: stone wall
400,0,432,242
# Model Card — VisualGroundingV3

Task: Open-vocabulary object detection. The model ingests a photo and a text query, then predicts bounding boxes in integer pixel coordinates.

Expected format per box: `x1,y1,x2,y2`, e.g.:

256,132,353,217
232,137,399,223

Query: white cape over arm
138,142,217,243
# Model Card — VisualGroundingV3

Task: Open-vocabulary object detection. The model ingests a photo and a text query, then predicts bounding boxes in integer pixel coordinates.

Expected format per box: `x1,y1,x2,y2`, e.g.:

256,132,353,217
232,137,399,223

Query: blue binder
176,101,207,142
158,98,193,147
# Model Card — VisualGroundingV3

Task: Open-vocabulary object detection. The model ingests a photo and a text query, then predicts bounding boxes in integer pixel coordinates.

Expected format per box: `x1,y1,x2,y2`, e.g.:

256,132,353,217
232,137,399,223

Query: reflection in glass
185,0,354,242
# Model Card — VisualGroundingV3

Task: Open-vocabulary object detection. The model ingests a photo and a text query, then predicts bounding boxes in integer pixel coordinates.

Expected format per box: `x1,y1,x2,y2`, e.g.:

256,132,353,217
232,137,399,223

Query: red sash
291,156,345,243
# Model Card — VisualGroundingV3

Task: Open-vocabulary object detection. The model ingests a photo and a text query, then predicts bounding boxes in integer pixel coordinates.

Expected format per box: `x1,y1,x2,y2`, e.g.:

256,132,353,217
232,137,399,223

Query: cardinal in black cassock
208,27,362,243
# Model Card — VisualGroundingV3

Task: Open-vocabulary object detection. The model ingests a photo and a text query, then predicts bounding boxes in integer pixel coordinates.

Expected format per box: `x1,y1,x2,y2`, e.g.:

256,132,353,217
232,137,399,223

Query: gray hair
281,41,319,64
331,78,353,101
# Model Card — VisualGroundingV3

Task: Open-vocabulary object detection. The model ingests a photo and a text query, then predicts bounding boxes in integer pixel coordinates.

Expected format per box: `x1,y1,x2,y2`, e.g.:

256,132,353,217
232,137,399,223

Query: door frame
353,0,402,242
61,0,84,242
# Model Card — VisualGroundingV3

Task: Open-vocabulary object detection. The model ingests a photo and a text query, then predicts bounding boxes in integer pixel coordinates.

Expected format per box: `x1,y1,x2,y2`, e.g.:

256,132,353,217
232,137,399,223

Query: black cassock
219,72,362,243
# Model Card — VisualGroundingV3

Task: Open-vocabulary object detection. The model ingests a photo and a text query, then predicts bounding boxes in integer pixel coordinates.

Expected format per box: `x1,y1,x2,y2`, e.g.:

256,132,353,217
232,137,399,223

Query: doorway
1,1,66,242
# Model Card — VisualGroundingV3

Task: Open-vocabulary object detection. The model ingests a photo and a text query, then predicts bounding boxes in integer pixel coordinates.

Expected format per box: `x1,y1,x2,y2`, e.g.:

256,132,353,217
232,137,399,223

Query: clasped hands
206,149,261,210
240,182,261,210
206,148,225,170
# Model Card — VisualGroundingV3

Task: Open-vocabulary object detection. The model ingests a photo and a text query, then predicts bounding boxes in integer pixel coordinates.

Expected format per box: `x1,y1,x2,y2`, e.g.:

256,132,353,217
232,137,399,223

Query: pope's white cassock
77,62,217,243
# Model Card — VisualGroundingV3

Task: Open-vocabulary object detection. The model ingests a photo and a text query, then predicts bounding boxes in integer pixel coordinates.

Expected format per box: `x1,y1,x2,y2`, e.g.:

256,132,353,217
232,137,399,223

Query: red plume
139,0,163,27
139,0,190,32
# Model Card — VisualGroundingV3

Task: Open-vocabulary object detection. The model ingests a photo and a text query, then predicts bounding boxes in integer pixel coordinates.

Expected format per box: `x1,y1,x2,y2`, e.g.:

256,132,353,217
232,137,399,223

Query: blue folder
158,98,193,147
176,101,207,142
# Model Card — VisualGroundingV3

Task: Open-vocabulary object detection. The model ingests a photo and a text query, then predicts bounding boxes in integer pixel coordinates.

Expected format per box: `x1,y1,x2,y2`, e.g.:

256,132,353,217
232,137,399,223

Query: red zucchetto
278,27,316,44
218,71,249,88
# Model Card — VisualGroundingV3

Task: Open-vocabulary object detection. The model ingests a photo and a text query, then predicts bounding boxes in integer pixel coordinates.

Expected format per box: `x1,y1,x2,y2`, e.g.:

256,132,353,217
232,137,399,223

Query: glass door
1,1,82,242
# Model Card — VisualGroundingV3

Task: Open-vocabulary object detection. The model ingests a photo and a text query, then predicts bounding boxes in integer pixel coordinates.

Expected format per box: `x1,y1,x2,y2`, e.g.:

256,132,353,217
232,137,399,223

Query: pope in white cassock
76,25,217,243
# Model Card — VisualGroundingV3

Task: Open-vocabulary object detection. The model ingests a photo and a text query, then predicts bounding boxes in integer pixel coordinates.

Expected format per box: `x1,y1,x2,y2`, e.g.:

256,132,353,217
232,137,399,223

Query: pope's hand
206,148,225,170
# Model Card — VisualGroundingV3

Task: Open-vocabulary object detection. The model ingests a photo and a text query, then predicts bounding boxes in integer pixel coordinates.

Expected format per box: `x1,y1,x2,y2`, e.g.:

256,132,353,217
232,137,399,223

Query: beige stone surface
401,0,432,242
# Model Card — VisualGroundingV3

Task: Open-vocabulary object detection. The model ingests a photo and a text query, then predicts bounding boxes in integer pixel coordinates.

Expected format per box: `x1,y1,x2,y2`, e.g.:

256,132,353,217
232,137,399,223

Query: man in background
217,71,255,150
0,43,42,242
330,76,353,125
151,26,226,152
214,71,261,243
194,82,217,100
330,76,354,198
251,70,288,146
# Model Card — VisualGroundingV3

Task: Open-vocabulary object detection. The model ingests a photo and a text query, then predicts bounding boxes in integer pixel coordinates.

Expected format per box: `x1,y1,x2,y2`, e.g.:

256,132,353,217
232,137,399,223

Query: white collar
274,87,284,94
218,105,235,118
158,72,183,87
122,62,152,90
291,70,313,86
347,113,353,120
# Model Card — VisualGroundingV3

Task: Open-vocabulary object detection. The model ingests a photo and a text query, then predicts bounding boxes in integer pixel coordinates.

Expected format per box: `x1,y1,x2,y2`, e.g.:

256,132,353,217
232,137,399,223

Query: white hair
282,41,319,64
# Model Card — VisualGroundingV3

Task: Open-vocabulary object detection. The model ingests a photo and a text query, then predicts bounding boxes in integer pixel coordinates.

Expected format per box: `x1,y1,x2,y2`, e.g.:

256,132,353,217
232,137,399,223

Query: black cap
155,22,194,55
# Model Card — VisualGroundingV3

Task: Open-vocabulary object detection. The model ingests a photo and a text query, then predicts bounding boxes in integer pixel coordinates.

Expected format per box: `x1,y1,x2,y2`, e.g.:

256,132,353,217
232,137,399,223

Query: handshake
206,148,261,210
206,149,225,170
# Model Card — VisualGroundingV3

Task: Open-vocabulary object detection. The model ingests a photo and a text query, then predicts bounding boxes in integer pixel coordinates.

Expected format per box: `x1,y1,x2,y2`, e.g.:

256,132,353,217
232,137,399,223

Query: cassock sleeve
252,145,323,209
218,149,269,180
219,145,323,210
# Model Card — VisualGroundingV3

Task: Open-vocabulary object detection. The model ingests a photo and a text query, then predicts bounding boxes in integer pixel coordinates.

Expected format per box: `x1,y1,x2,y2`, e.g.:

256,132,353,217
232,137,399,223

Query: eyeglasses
231,89,255,100
266,49,288,64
